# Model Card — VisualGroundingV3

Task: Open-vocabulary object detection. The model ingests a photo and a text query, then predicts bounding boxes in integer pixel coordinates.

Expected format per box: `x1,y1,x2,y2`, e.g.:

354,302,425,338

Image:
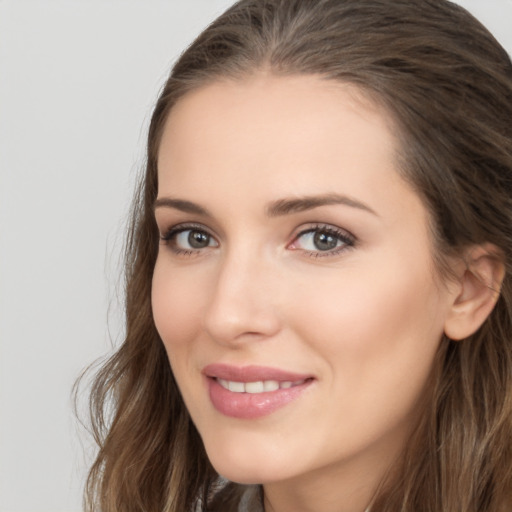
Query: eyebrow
153,193,378,217
266,193,378,217
153,197,212,216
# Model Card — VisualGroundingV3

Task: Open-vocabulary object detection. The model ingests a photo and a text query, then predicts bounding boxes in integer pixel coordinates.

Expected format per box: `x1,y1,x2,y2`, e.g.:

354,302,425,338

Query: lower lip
207,378,312,419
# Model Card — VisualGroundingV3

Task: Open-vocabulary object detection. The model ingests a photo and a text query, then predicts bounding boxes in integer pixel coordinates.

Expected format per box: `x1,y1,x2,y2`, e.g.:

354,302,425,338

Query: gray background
1,1,511,511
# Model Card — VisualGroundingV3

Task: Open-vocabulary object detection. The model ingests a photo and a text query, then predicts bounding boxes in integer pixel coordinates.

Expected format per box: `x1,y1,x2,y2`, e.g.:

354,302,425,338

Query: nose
203,249,282,346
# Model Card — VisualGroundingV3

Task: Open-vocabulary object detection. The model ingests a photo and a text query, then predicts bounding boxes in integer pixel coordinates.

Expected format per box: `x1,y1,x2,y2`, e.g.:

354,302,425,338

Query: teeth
245,381,264,393
217,378,306,393
263,380,280,392
218,378,229,390
228,381,245,393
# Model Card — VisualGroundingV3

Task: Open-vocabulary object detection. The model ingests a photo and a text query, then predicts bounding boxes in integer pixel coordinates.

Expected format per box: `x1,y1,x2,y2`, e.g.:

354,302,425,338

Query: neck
261,438,402,512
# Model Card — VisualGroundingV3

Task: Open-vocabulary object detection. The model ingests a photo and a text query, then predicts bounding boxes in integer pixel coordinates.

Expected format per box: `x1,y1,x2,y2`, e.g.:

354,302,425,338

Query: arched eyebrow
153,193,378,217
153,198,211,216
265,193,378,217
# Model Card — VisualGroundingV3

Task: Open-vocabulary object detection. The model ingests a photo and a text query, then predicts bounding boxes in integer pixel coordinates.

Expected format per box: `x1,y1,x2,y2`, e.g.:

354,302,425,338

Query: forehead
161,74,393,143
156,73,436,269
157,75,401,193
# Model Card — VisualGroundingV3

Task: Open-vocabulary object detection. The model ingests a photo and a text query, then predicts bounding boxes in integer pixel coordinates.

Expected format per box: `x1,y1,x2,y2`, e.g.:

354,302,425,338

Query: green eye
161,225,219,254
289,225,355,256
311,231,340,251
296,230,344,252
185,230,212,249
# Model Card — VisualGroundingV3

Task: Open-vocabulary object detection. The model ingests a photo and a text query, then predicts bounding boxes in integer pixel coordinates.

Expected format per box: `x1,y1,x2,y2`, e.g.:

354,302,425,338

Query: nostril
203,299,281,347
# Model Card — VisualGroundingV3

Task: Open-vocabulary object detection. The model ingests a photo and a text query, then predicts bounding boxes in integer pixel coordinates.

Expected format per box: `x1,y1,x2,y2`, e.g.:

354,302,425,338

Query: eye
160,224,218,255
288,225,355,257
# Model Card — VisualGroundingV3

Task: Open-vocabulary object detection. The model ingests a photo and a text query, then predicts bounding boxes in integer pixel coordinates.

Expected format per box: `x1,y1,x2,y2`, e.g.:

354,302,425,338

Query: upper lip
202,363,313,382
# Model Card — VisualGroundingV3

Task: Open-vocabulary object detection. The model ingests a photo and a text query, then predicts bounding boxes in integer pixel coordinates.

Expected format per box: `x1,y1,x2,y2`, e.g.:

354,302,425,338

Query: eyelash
160,223,217,257
159,223,356,258
288,224,355,258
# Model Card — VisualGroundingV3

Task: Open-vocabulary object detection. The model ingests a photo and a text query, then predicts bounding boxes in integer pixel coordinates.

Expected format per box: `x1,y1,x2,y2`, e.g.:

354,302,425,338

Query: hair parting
80,1,512,510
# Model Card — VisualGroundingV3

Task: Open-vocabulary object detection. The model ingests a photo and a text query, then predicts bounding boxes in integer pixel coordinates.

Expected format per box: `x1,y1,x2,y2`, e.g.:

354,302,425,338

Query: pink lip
203,363,311,382
203,364,314,419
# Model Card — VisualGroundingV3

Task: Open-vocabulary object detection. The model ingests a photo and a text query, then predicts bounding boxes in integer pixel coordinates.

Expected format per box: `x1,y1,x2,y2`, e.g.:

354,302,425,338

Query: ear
444,244,505,341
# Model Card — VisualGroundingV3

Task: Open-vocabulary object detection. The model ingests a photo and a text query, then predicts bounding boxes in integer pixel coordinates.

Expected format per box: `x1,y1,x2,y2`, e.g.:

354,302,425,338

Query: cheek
287,258,446,400
283,266,445,460
151,257,206,353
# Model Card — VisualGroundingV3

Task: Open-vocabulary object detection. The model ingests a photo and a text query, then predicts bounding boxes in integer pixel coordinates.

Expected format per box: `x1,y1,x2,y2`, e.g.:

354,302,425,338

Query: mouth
216,378,309,393
203,364,314,419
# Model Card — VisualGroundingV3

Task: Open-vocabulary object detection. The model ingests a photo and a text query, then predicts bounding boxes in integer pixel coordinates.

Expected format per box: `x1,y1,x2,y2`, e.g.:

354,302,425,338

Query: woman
84,0,512,511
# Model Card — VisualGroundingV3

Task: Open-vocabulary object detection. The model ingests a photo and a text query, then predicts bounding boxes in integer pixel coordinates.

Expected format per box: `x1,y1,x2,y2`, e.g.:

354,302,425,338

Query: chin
204,442,291,485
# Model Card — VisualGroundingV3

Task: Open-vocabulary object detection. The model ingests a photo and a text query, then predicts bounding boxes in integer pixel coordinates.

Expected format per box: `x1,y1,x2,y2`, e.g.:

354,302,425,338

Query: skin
151,75,464,512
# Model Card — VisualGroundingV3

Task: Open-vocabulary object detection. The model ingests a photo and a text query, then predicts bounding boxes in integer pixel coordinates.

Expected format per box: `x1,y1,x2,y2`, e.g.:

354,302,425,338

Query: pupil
188,230,209,248
313,231,337,251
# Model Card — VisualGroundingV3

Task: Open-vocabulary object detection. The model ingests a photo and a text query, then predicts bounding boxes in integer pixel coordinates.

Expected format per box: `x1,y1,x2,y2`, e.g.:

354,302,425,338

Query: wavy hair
82,1,512,510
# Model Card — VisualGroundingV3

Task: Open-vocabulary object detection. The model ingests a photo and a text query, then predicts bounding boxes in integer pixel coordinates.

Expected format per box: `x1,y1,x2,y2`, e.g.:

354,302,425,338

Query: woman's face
152,76,459,491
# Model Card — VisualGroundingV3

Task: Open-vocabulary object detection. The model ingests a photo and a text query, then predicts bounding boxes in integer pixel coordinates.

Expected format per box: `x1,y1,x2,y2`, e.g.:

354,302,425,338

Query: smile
216,378,308,393
203,364,314,419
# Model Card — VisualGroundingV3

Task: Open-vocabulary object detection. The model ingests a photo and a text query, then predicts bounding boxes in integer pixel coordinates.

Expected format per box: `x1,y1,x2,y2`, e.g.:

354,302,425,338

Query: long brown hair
82,1,512,510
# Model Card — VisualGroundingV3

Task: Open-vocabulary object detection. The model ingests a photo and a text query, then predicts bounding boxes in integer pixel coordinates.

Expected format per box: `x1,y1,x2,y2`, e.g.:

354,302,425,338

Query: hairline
152,67,459,280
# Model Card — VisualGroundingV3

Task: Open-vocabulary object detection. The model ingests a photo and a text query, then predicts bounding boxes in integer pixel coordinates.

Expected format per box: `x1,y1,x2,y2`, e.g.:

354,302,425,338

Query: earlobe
444,244,505,341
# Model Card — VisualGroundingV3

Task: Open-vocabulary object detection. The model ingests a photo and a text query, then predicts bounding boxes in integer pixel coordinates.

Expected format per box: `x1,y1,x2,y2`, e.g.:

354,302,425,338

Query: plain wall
1,1,511,511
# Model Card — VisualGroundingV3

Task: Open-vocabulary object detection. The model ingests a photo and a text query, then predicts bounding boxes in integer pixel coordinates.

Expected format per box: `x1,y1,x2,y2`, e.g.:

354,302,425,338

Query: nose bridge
203,243,280,345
